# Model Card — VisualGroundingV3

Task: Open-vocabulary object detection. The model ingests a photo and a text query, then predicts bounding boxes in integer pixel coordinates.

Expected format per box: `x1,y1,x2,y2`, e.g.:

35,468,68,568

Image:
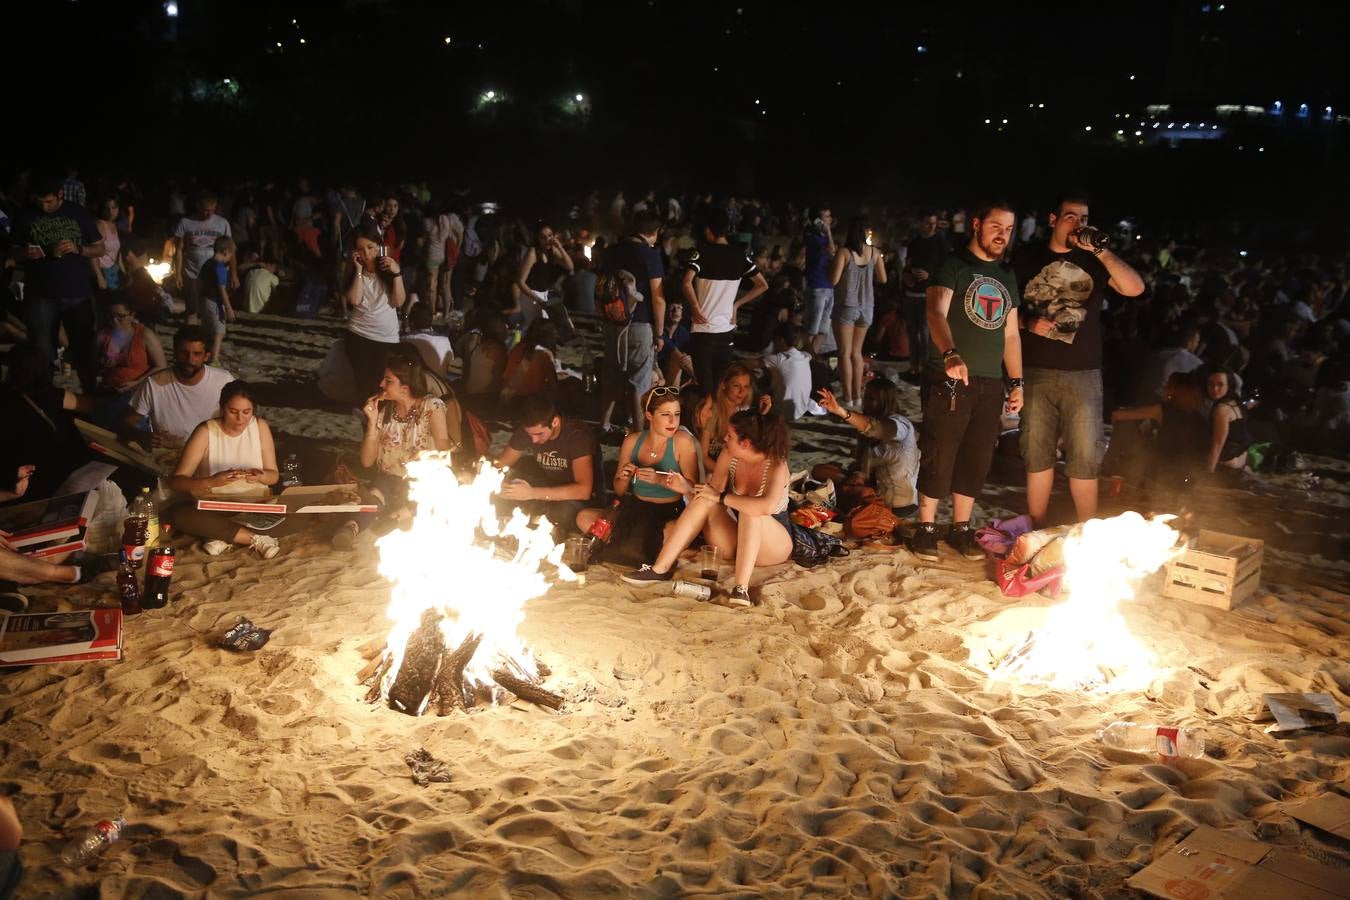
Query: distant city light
1239,250,1248,257
1273,100,1283,111
223,78,231,84
298,38,306,44
1084,125,1092,131
1001,118,1008,124
1134,130,1142,136
754,99,760,105
1038,103,1045,109
444,36,452,44
1117,129,1124,135
916,45,927,53
275,42,281,48
1168,122,1176,128
164,0,178,16
1128,74,1136,80
1258,147,1265,152
575,93,584,102
485,90,496,100
1153,122,1160,128
984,118,991,124
1212,124,1219,130
291,18,297,25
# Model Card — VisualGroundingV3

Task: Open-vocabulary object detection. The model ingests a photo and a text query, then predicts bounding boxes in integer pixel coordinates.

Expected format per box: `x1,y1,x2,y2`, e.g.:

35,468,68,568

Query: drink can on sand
674,581,711,602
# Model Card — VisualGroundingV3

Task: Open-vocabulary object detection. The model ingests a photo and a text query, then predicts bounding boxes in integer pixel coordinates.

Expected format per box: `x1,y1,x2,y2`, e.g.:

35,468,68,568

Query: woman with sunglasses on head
624,409,792,609
579,386,700,565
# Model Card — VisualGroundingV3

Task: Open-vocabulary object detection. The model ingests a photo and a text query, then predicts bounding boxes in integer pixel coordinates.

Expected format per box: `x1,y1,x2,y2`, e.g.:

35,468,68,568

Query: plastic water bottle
61,816,127,866
1098,722,1204,759
281,454,303,488
130,487,159,549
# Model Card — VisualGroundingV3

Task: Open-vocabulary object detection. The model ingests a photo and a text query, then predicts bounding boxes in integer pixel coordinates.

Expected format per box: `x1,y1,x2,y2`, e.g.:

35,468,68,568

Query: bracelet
1007,378,1024,389
942,348,961,360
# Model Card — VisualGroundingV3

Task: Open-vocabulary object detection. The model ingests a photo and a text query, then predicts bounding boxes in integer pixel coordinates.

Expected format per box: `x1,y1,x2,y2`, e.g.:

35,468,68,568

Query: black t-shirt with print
1012,243,1111,370
13,202,101,299
928,247,1019,380
507,418,594,489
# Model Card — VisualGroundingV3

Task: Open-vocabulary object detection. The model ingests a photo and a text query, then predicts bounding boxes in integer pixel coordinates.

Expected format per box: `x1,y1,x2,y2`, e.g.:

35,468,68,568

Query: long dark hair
729,409,789,460
383,349,429,398
845,216,870,255
347,223,394,290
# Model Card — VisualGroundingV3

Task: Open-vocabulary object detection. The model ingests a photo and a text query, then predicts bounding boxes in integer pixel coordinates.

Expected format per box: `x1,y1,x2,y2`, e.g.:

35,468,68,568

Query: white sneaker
203,540,231,556
250,534,280,559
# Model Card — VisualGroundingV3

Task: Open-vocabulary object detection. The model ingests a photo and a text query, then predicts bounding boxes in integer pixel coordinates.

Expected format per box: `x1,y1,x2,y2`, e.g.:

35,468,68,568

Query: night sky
11,0,1348,225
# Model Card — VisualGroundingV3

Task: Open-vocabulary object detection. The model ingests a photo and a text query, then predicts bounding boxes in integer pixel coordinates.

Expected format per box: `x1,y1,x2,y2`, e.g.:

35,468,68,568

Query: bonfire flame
988,512,1182,692
374,456,572,713
146,259,172,284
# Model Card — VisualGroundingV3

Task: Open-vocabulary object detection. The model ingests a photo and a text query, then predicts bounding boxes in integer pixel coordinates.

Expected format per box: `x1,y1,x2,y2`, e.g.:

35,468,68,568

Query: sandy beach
4,312,1348,898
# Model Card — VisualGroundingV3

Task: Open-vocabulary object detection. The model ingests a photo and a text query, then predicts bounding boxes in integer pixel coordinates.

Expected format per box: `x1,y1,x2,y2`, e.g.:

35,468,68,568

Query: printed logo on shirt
535,451,571,471
1022,259,1093,344
963,276,1012,330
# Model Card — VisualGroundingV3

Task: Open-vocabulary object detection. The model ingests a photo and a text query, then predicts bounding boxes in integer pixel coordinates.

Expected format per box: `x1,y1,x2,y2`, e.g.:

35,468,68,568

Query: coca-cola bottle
142,525,176,609
584,499,622,562
117,551,142,616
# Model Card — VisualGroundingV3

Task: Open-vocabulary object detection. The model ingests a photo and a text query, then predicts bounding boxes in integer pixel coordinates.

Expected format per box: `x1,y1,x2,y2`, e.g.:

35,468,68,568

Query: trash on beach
1261,692,1342,734
1287,793,1350,841
404,748,452,786
1128,824,1349,899
220,618,273,652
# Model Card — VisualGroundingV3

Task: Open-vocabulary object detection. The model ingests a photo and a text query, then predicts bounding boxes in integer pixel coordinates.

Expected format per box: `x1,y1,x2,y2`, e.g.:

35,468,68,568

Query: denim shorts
833,302,873,327
1019,367,1105,478
804,287,834,335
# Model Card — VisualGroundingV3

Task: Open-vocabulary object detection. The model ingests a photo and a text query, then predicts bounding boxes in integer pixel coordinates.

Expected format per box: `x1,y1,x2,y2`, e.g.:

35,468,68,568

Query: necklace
390,401,418,423
643,435,668,460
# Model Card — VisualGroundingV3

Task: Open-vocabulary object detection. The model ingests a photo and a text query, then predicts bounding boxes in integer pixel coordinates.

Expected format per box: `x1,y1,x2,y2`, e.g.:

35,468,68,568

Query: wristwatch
942,347,961,360
1007,377,1025,389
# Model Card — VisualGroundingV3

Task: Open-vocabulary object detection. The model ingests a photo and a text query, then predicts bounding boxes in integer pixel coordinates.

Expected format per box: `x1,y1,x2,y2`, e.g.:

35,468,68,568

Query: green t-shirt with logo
927,247,1020,379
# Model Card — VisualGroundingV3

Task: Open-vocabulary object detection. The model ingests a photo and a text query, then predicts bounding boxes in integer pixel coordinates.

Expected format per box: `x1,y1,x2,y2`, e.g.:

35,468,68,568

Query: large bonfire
359,456,574,715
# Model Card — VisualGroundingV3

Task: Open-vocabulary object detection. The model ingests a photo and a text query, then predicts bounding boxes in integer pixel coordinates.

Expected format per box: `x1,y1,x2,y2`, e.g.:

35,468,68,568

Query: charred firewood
491,669,563,710
386,610,446,715
431,632,484,716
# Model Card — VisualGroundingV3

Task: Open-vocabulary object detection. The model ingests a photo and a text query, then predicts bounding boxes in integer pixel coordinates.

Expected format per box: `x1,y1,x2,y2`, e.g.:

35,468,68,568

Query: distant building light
275,41,281,48
1134,130,1142,136
444,36,452,44
223,78,231,84
1239,250,1248,257
1084,125,1092,131
291,18,297,25
916,45,927,53
1129,74,1136,80
164,0,178,16
1153,122,1160,129
1117,129,1124,135
1001,118,1008,124
1258,146,1265,152
1273,100,1282,110
485,90,496,100
984,118,991,124
1183,122,1190,128
1212,124,1218,130
1038,103,1044,109
575,93,584,102
298,37,306,44
754,99,760,105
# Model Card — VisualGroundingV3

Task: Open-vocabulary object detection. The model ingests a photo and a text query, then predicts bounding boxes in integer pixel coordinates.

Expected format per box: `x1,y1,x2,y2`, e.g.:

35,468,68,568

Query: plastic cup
699,545,720,580
564,536,589,572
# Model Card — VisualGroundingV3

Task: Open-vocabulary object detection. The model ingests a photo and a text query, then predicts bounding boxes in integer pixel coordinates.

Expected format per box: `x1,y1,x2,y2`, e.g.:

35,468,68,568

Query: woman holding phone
342,223,405,398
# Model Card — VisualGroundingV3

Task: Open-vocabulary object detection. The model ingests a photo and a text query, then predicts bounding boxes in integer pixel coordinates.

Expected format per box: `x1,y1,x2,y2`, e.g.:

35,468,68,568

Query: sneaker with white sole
250,534,280,559
203,540,231,556
910,523,940,561
727,585,752,608
621,564,673,586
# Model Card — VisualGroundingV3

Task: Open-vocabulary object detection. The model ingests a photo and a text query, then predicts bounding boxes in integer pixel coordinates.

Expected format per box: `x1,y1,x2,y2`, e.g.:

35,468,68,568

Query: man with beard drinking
123,324,236,450
1013,193,1144,524
911,201,1024,562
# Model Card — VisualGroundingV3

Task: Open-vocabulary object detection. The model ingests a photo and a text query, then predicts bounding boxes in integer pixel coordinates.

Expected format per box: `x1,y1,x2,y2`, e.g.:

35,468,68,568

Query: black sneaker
727,585,752,608
910,523,940,561
945,522,985,561
622,564,673,586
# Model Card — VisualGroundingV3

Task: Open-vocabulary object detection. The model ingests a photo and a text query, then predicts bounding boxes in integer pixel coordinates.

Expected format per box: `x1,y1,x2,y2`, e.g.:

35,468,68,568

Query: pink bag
995,558,1065,597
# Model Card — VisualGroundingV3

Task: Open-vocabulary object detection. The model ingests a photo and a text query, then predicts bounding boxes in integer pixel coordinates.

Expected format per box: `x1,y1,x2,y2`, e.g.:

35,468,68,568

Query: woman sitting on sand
167,381,286,558
578,387,700,565
332,351,451,549
623,409,793,608
91,297,167,428
693,362,770,474
816,379,919,517
1205,366,1253,476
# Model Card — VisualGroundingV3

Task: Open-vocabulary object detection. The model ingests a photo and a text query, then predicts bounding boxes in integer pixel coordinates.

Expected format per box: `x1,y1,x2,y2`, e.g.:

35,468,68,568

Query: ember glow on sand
373,457,573,713
972,512,1184,692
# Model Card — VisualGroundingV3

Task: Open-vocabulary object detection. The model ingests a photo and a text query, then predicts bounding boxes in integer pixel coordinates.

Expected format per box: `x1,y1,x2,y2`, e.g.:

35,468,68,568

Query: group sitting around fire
3,172,1347,606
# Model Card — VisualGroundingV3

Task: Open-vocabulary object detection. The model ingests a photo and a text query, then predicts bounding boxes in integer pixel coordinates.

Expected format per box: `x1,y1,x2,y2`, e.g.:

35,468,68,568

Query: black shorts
601,494,684,566
917,375,1005,501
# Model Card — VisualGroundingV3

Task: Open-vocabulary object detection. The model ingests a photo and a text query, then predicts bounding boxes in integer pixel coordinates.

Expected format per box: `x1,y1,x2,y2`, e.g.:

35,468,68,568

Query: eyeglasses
114,312,134,320
644,386,679,411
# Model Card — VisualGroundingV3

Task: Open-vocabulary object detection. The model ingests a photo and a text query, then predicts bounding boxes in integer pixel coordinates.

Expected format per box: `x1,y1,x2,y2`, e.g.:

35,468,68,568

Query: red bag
595,271,638,324
994,558,1065,598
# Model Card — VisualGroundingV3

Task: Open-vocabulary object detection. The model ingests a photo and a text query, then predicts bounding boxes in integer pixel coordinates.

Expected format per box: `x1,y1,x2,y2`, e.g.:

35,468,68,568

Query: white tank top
199,418,263,476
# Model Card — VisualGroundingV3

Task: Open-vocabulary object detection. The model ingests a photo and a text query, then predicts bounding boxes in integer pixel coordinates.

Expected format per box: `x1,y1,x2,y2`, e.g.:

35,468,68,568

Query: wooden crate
1163,529,1264,610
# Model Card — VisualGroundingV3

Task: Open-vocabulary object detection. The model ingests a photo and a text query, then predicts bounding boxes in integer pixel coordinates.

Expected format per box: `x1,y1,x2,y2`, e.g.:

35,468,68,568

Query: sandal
0,592,29,614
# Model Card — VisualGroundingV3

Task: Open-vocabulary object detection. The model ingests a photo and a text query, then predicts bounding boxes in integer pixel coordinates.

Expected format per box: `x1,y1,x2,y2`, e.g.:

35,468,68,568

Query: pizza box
196,484,374,514
0,609,123,666
1288,793,1350,841
1127,825,1349,900
0,491,96,548
75,420,166,475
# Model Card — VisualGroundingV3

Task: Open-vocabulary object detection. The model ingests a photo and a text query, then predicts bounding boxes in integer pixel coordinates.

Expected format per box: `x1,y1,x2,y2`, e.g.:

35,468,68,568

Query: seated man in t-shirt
493,395,596,537
122,324,236,451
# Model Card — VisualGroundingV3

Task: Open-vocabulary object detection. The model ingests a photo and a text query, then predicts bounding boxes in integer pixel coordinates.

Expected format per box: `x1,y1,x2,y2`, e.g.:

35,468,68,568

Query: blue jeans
1019,367,1105,478
25,295,96,390
805,288,834,336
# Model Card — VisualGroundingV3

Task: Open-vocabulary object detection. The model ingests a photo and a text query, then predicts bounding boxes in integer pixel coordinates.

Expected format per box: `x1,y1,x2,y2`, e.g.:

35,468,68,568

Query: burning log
430,632,483,715
491,669,564,710
386,610,446,715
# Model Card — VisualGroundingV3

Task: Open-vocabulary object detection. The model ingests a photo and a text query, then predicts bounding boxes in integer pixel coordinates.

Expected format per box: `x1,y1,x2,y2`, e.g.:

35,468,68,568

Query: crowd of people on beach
2,168,1348,607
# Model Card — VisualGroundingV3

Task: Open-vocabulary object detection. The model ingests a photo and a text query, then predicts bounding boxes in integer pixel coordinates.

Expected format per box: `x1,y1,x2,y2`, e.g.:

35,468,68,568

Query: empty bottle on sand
583,499,622,562
61,816,127,866
117,551,142,616
1098,722,1204,759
